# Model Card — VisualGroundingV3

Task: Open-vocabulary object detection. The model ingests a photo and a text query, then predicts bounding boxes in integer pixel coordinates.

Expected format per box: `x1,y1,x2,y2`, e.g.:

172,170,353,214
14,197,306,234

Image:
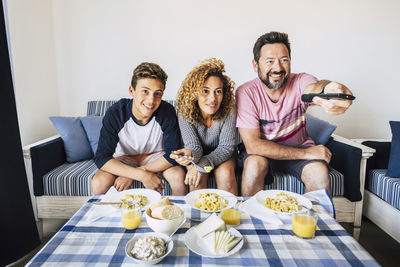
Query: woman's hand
170,148,193,166
185,165,204,188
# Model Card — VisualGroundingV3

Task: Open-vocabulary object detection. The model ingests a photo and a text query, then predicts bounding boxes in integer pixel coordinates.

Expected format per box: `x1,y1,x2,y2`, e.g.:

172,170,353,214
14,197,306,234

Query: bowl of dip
125,232,173,265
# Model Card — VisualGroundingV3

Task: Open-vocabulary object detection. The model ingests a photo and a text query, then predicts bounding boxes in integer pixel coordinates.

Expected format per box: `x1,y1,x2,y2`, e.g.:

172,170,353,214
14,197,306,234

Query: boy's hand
113,177,133,191
141,171,165,193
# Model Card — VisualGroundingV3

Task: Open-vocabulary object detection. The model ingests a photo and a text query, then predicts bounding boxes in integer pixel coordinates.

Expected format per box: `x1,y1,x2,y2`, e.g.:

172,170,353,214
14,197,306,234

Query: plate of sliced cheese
184,189,237,212
184,213,243,258
255,190,312,215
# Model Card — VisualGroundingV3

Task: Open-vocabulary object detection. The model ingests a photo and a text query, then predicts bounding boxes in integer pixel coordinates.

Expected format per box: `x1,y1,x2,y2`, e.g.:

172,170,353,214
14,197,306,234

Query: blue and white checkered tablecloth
27,192,379,267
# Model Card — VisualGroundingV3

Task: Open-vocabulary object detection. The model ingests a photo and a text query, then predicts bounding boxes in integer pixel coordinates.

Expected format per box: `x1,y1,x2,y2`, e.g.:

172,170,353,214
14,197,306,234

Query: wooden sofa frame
353,139,400,243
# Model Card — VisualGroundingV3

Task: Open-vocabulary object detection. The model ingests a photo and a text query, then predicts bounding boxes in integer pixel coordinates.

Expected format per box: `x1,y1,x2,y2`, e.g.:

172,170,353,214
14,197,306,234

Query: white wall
7,0,59,146
8,0,400,145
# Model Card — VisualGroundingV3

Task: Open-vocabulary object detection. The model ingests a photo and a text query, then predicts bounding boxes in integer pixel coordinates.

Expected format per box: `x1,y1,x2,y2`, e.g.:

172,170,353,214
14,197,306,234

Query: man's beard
259,70,288,90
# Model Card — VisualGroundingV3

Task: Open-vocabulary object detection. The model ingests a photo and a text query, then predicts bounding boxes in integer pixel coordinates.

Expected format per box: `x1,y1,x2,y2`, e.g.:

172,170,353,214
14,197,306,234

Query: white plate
255,190,312,215
107,188,162,211
184,189,237,212
184,226,243,258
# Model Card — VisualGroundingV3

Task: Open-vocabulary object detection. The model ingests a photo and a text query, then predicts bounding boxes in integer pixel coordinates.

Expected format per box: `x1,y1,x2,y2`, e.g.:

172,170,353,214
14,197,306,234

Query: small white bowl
125,232,173,265
145,206,185,236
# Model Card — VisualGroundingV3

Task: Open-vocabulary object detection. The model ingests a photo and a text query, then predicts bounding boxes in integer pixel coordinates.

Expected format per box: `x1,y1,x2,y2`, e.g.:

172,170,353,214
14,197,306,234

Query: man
236,31,353,196
91,62,187,195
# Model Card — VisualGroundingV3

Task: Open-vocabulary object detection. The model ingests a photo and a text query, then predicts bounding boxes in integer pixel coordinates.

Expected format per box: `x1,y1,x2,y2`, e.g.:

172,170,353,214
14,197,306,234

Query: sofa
23,100,375,239
357,135,400,243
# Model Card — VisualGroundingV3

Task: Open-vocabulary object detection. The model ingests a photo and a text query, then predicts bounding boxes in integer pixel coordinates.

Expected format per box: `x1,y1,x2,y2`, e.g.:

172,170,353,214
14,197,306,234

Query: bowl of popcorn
145,198,185,236
125,232,173,265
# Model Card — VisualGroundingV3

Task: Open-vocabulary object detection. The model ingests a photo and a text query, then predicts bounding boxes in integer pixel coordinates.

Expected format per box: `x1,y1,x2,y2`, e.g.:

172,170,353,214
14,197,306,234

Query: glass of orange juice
121,208,141,230
221,208,241,226
292,210,318,238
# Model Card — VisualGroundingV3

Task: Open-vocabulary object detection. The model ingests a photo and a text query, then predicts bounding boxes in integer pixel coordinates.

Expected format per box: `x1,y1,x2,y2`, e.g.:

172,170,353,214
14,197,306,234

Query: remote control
301,93,355,103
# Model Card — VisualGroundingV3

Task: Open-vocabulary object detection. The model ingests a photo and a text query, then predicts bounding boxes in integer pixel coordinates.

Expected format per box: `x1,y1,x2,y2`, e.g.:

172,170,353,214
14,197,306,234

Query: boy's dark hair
253,31,291,62
131,62,168,89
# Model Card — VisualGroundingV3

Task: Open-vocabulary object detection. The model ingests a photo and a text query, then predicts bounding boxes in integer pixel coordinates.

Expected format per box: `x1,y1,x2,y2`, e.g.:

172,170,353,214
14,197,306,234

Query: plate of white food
184,213,243,258
125,232,173,265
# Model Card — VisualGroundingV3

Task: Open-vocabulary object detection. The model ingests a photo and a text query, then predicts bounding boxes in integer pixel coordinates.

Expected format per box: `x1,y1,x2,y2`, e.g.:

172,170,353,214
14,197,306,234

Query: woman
170,58,238,195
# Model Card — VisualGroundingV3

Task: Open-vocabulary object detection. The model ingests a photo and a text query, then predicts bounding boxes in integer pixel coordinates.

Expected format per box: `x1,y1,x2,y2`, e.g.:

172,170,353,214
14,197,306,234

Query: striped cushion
43,160,172,196
265,168,344,196
87,100,176,116
367,169,400,210
42,160,221,196
43,159,343,196
43,160,96,196
87,100,118,116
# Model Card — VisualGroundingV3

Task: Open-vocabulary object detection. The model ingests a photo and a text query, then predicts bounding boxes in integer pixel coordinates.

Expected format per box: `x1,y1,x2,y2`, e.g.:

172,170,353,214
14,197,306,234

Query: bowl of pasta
255,190,312,215
184,189,237,212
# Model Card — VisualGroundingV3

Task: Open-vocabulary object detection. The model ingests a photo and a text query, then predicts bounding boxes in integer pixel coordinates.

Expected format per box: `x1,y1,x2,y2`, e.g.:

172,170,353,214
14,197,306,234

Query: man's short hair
253,31,291,62
131,62,168,89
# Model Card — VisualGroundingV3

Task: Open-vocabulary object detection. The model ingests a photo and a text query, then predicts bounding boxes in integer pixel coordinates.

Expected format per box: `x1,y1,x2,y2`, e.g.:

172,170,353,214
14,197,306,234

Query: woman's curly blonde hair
177,58,235,123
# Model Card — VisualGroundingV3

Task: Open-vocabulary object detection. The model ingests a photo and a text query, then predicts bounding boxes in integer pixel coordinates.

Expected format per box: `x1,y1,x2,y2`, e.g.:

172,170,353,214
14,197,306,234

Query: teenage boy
91,62,187,195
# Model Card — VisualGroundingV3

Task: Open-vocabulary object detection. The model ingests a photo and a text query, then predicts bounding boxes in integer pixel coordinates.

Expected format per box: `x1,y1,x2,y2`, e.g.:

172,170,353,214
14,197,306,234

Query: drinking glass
292,210,318,238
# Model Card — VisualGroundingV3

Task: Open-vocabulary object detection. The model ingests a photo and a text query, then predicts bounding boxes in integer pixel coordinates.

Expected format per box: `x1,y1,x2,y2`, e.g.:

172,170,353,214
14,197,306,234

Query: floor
341,217,400,267
9,216,400,266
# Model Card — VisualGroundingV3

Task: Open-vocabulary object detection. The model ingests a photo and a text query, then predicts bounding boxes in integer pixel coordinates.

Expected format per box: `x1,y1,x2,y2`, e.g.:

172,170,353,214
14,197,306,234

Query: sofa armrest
356,139,391,170
353,139,391,184
326,134,375,202
23,135,66,196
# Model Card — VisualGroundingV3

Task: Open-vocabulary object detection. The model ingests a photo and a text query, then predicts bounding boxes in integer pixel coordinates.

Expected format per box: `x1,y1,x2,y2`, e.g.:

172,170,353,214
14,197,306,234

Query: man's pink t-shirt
236,73,317,147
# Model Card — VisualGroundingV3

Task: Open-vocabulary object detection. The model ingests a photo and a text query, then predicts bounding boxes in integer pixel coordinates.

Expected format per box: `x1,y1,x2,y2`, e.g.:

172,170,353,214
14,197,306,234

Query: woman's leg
214,158,238,195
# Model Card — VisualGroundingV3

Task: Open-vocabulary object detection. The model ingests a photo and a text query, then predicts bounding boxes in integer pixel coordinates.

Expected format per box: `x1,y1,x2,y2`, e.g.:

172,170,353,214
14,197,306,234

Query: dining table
26,191,379,266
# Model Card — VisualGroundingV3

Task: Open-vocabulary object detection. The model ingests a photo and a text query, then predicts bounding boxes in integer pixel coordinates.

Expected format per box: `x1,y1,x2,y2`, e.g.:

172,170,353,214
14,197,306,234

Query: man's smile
268,71,286,79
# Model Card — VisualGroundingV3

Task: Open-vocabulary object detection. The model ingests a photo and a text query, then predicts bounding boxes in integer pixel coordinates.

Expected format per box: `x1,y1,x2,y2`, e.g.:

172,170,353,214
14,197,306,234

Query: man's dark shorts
237,143,331,184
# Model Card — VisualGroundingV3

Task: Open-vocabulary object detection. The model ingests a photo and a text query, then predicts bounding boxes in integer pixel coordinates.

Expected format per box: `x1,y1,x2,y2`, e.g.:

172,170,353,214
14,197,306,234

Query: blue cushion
80,116,103,154
368,169,400,210
306,114,337,145
386,121,400,178
49,116,93,163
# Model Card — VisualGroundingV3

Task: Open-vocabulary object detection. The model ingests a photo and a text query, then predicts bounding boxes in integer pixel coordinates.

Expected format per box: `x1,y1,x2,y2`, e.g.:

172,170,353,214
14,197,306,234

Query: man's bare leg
163,166,188,195
91,170,116,194
241,155,269,196
215,158,238,196
301,162,331,195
